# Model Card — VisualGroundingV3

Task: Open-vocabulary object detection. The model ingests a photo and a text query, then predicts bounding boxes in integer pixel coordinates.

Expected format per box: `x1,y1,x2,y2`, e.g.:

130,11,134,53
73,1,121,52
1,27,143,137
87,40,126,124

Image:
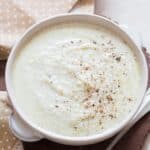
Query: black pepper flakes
105,91,108,94
128,98,132,101
99,120,102,125
73,126,78,130
92,104,95,107
93,40,97,44
96,89,99,93
107,40,112,45
85,67,90,70
70,40,74,44
109,114,114,119
116,56,121,62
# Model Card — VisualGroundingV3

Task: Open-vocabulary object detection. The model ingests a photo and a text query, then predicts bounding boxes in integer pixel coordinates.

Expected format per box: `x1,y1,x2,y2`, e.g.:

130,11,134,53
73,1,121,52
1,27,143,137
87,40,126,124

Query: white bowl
5,14,148,145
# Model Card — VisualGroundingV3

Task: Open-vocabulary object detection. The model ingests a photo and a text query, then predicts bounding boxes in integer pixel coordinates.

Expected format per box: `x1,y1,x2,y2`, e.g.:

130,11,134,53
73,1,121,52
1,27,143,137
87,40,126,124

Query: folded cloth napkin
0,0,94,60
0,91,23,150
0,1,94,149
0,0,78,60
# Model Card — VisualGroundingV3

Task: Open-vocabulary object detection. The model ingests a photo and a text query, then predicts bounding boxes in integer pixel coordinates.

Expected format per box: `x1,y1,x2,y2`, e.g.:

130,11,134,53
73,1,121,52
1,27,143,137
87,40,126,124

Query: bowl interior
5,14,148,145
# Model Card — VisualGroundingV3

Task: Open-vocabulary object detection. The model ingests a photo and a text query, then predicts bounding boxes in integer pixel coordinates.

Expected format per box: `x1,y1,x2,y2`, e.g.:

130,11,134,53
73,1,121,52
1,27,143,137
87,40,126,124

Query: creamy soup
12,22,141,137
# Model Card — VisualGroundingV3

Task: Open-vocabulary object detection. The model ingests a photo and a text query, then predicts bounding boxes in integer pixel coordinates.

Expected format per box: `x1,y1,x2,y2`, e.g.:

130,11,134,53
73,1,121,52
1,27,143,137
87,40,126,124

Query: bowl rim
5,13,148,145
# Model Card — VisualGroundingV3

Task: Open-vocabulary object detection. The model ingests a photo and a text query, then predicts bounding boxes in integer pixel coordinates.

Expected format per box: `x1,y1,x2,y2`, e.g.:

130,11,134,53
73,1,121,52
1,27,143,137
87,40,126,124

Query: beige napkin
0,0,94,149
0,0,78,59
0,92,23,150
0,0,77,60
0,0,94,60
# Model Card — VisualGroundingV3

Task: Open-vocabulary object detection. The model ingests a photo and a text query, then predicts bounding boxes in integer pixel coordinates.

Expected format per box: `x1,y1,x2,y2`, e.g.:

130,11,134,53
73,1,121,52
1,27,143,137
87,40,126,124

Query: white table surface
95,0,150,52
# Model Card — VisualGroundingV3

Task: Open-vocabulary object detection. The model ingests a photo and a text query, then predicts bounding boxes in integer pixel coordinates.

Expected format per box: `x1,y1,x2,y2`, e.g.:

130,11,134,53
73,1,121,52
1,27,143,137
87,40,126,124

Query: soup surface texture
12,22,141,137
